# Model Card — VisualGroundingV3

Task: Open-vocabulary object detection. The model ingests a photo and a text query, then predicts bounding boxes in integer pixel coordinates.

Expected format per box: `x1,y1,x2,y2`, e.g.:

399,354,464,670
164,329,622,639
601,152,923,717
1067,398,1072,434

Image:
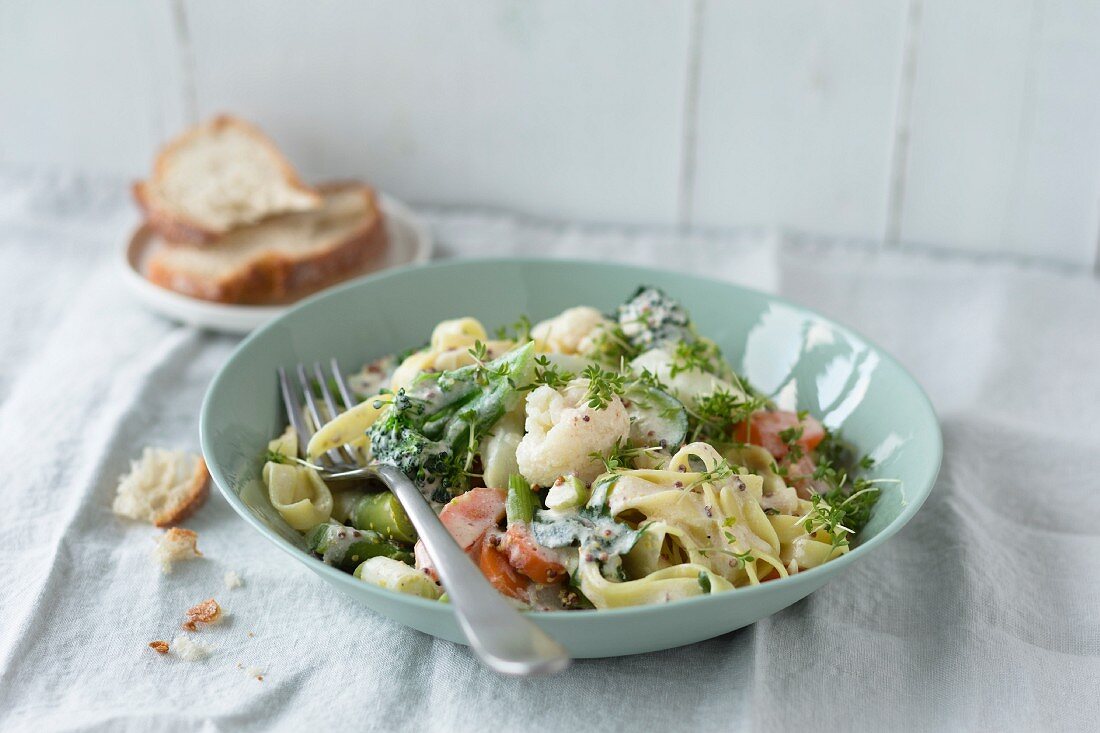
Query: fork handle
373,465,572,675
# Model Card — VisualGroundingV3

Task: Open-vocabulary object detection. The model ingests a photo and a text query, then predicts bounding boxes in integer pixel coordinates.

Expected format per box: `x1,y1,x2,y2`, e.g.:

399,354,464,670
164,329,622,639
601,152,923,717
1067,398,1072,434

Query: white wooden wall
2,0,1098,269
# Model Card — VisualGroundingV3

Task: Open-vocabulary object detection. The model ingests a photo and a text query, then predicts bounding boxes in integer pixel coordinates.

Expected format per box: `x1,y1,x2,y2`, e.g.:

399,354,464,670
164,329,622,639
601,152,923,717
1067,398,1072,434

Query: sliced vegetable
437,487,506,550
331,489,366,524
734,410,825,460
545,476,588,511
477,538,530,600
783,453,825,499
413,487,506,576
355,556,441,599
503,523,566,584
350,491,417,544
306,522,412,571
505,473,536,525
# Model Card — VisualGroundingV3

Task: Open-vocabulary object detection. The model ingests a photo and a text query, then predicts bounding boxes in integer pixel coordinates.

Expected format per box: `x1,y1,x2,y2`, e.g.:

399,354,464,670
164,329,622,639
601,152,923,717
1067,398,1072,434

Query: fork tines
277,358,359,467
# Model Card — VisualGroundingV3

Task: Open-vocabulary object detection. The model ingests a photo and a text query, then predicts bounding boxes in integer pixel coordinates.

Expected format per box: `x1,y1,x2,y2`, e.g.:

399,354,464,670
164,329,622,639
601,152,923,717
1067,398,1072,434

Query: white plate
119,194,433,335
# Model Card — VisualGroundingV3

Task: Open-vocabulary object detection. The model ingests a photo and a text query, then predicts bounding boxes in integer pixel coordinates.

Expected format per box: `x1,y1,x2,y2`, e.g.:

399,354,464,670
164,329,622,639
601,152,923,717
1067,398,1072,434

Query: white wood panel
899,0,1100,266
0,0,185,177
689,0,908,239
182,0,691,225
1002,1,1100,266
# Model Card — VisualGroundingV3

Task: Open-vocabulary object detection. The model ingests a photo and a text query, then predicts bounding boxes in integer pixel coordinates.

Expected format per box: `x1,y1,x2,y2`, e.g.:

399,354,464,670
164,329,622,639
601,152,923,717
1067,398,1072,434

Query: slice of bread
145,182,387,304
113,447,210,527
134,116,321,244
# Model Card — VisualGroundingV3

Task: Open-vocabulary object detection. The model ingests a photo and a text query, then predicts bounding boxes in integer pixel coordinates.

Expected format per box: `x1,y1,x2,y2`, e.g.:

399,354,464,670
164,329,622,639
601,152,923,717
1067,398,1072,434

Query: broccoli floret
369,342,535,503
367,396,461,499
617,286,694,350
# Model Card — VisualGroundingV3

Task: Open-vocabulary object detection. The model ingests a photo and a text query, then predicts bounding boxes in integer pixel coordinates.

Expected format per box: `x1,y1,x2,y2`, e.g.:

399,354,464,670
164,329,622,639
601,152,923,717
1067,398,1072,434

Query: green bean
506,473,536,525
331,489,367,524
351,491,417,544
306,522,413,571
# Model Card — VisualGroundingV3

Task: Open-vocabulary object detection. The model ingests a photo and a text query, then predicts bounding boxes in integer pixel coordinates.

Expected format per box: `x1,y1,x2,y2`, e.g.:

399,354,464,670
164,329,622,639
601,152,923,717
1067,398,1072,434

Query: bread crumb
247,632,254,638
182,598,223,631
113,447,209,527
149,640,169,654
154,527,202,574
246,666,265,681
172,635,211,662
224,570,243,589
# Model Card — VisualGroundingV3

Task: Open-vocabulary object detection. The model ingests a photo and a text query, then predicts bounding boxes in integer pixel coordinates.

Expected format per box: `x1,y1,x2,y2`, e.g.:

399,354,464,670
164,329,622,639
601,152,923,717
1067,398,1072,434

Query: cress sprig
531,354,574,390
582,363,627,410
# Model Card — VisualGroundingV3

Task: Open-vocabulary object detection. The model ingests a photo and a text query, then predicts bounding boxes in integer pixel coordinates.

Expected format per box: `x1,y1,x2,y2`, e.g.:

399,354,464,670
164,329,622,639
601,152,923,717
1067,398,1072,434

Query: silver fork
278,359,571,676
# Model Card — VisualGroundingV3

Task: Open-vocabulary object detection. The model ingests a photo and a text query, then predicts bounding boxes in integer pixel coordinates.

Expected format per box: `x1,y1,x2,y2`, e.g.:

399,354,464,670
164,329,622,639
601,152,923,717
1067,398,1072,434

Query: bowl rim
200,256,943,621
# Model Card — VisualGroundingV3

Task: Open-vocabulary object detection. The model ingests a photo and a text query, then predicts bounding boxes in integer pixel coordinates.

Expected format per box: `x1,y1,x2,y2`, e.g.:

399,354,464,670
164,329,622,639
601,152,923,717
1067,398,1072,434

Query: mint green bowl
200,258,941,658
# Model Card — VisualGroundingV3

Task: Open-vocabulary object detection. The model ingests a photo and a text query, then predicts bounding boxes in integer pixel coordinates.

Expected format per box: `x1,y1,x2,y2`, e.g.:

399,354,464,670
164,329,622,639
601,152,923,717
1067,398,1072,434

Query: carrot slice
785,453,832,500
415,487,507,578
503,523,566,584
734,410,825,460
477,537,530,600
438,487,507,550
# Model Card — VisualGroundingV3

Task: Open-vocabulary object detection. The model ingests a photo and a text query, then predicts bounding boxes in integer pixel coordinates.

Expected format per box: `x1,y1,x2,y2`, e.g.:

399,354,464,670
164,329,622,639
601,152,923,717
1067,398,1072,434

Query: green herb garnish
582,363,626,410
494,314,533,342
264,449,288,464
669,339,719,378
531,355,574,390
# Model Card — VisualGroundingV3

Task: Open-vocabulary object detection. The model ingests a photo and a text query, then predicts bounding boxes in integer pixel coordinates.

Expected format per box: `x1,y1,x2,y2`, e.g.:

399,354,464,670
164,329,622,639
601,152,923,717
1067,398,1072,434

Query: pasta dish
262,287,882,610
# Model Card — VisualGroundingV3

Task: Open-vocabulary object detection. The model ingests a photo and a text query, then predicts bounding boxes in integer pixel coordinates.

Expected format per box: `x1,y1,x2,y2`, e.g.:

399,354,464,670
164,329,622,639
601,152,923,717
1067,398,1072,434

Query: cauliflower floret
532,306,609,356
516,382,630,486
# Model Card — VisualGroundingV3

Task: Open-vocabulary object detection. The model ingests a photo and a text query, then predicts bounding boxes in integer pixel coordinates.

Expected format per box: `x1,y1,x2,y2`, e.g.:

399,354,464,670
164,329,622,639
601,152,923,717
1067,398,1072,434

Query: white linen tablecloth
1,169,1098,732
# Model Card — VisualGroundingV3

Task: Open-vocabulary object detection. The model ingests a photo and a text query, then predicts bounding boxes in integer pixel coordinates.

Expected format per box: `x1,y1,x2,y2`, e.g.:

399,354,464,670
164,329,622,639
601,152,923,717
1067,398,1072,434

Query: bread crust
182,598,223,631
152,457,210,528
145,183,387,305
134,115,321,245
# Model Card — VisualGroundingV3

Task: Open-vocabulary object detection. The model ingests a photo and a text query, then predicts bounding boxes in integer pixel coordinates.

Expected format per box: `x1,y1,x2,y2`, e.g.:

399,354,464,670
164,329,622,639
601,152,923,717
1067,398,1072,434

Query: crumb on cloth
182,598,223,631
171,635,212,662
154,527,202,574
149,640,169,654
